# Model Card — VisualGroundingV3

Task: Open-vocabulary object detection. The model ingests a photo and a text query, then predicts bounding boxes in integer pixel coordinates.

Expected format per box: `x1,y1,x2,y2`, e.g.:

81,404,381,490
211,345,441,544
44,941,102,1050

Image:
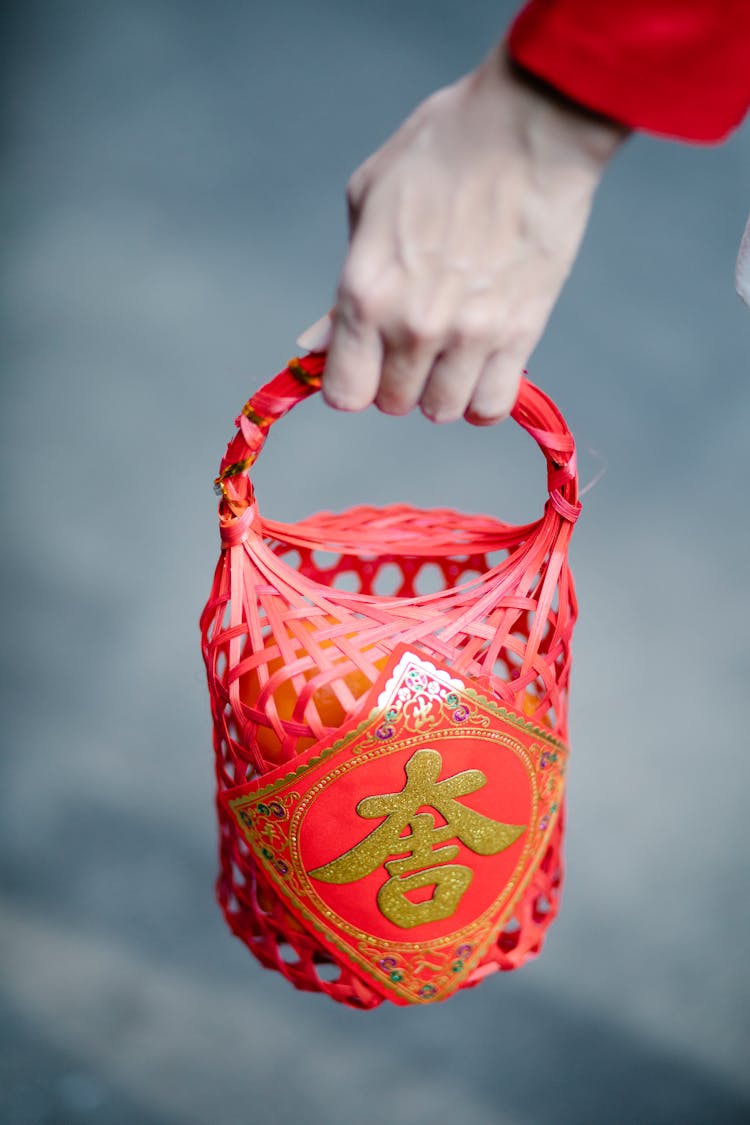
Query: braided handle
215,352,579,523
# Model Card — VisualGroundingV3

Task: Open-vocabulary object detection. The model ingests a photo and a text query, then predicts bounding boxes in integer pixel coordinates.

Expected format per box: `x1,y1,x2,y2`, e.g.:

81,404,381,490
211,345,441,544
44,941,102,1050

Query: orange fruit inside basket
240,614,550,766
521,690,551,727
240,616,387,765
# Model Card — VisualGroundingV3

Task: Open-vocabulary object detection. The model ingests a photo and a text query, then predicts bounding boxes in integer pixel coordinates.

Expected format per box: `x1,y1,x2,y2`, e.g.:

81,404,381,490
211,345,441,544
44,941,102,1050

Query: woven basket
200,351,579,1009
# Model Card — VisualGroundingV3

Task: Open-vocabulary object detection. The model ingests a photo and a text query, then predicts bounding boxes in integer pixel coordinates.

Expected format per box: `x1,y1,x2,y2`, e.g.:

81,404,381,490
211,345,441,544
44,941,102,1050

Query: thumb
297,312,334,352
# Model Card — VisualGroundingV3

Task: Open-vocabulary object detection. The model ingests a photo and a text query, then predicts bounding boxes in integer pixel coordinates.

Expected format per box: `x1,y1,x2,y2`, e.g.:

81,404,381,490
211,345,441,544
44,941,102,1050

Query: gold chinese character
309,748,526,928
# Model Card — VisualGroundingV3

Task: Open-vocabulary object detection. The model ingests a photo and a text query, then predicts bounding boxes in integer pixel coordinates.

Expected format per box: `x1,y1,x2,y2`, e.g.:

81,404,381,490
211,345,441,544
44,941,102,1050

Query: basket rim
250,503,551,610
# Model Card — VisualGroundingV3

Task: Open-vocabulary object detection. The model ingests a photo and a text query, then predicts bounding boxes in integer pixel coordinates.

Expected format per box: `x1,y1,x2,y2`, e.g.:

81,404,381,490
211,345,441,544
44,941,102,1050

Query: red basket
200,351,580,1009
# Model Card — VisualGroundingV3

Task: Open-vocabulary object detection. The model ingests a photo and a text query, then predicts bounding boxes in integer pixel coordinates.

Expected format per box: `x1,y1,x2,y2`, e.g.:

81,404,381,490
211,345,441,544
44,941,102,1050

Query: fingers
323,310,441,417
464,349,525,425
321,256,446,414
317,301,527,426
322,311,383,412
419,343,490,423
300,288,528,426
315,199,533,427
376,337,439,415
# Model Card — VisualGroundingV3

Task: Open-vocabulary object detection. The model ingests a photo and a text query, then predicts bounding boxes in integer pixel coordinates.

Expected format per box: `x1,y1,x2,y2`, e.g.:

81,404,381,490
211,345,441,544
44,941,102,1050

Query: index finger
323,309,384,412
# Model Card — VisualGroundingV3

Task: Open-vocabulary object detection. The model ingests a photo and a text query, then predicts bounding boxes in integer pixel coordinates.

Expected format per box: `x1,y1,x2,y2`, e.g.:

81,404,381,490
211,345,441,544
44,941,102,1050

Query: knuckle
336,278,379,326
512,299,549,342
345,166,369,209
450,327,476,350
345,180,362,213
506,320,535,350
452,313,492,349
400,312,442,349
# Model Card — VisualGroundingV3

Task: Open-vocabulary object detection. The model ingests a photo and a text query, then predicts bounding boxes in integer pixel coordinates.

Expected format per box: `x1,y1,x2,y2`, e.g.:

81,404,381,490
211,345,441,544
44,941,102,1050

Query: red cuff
507,0,750,143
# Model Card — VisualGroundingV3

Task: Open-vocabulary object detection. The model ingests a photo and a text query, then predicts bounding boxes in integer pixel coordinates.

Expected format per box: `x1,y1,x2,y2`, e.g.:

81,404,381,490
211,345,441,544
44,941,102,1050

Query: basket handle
215,352,579,523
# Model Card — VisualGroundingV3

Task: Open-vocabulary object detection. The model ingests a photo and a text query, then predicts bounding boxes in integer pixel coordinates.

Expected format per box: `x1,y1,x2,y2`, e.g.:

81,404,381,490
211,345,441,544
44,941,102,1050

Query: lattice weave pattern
200,352,580,1008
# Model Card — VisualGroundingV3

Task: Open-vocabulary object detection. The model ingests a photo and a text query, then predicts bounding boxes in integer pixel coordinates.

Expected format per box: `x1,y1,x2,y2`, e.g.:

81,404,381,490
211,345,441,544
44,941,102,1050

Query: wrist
477,44,630,172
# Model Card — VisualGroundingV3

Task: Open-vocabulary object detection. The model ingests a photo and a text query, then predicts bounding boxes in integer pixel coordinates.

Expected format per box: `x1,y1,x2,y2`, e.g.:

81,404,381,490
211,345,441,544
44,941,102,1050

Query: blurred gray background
2,2,749,1123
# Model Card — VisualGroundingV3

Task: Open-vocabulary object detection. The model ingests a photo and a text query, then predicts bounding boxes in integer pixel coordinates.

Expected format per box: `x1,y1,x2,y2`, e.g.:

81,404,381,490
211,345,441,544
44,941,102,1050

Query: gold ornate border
225,651,568,1003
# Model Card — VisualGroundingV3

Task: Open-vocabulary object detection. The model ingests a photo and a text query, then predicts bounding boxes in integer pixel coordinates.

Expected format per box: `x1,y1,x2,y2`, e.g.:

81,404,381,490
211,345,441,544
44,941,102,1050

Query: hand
298,47,627,424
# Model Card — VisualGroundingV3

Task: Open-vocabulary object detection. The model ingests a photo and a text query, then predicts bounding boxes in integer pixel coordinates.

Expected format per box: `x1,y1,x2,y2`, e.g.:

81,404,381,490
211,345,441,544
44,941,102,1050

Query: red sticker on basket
222,649,568,1005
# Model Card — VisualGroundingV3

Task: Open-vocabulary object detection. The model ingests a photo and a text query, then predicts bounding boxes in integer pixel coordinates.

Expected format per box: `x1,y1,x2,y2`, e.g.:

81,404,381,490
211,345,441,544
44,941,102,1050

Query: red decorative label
222,648,567,1004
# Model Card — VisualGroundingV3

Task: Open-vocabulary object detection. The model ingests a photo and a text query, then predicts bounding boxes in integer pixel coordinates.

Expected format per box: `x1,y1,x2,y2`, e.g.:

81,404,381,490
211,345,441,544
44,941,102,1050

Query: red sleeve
507,0,750,142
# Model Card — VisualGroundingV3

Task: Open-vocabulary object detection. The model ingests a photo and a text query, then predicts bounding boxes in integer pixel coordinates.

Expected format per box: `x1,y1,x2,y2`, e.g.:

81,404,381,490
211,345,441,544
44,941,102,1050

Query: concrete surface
2,2,749,1123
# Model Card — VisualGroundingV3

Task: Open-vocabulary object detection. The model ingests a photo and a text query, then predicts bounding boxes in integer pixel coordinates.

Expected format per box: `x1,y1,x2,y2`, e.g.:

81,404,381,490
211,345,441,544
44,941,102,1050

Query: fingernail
421,405,457,424
296,313,333,352
464,410,508,427
322,390,368,413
